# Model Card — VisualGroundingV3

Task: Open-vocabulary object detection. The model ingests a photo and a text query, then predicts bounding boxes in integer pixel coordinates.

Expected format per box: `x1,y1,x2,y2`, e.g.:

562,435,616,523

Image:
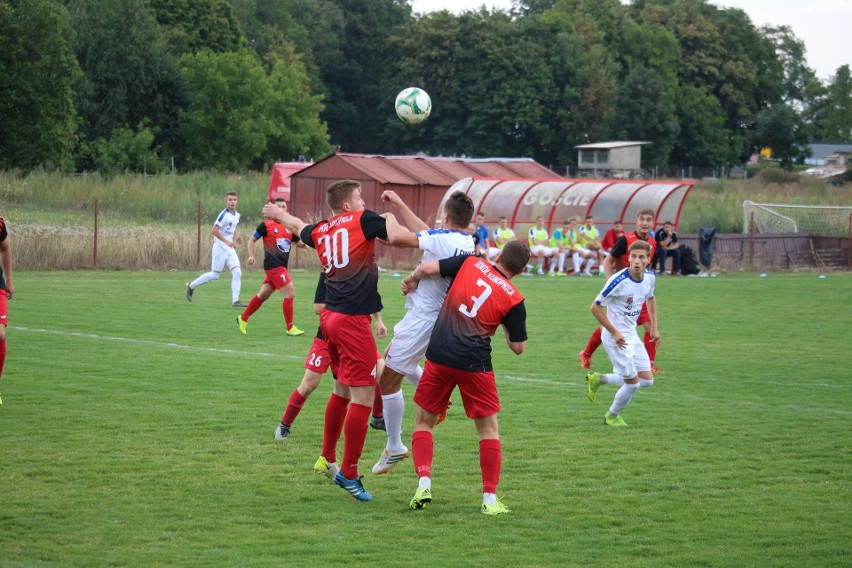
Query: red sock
372,383,383,417
242,294,264,321
281,389,307,426
644,331,657,362
412,430,434,479
0,339,5,379
341,403,371,479
584,327,603,356
321,392,349,463
479,438,502,494
283,297,294,330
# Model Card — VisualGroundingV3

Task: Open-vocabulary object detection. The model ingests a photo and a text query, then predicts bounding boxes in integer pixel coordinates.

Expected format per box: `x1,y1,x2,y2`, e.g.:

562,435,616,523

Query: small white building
575,141,650,178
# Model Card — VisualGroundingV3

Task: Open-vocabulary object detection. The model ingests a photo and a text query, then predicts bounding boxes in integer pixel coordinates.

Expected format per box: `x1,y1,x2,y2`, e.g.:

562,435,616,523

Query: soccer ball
395,87,432,124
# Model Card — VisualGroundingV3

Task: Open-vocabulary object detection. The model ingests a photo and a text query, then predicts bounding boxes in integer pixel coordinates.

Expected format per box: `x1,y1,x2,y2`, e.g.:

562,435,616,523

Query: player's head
327,180,363,213
225,191,238,211
627,240,651,272
264,198,287,218
497,216,508,228
567,218,577,229
476,212,486,224
535,216,545,228
498,240,531,276
612,220,623,234
584,215,594,227
442,191,475,230
635,208,655,236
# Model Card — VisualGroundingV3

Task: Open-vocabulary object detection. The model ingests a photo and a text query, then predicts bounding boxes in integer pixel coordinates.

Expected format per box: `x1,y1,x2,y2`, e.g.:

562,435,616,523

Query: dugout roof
438,177,695,236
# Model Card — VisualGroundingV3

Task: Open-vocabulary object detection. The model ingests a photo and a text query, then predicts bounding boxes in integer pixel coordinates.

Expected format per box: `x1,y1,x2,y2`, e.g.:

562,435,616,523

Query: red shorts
637,303,650,326
263,266,292,290
0,293,6,326
319,310,377,387
414,360,500,419
304,335,333,374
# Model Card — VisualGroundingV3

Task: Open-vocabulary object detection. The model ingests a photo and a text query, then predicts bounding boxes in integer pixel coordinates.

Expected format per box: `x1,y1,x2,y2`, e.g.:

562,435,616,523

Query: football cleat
274,423,290,441
578,350,592,370
604,413,628,427
333,470,373,501
409,486,432,510
650,362,662,374
236,315,247,334
481,498,510,516
369,415,386,431
286,325,305,336
185,282,193,302
313,455,340,480
232,301,247,308
586,371,601,402
437,398,453,425
371,446,409,475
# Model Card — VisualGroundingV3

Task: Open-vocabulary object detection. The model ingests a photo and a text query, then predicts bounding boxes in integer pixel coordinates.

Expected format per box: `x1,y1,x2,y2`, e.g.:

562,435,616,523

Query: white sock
558,252,566,272
419,476,431,489
405,365,423,388
231,267,242,302
190,271,220,288
573,252,582,273
639,378,654,388
602,374,625,386
382,390,405,452
585,259,596,273
609,383,640,415
483,492,497,506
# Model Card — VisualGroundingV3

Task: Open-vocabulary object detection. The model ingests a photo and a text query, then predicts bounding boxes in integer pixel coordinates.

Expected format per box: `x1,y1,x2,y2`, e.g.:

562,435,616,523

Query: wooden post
93,199,99,268
749,211,755,268
196,201,202,267
847,212,851,270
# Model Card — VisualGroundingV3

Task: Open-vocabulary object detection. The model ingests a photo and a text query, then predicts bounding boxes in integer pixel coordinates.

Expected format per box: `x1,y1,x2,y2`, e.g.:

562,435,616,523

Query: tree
0,0,79,171
814,65,852,141
614,65,679,167
671,85,731,166
149,0,244,55
179,49,275,170
750,103,810,167
68,0,184,169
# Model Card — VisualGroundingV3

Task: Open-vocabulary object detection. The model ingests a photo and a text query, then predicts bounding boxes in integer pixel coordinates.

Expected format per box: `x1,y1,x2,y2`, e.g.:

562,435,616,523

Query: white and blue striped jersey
213,208,240,249
405,228,475,316
594,268,655,340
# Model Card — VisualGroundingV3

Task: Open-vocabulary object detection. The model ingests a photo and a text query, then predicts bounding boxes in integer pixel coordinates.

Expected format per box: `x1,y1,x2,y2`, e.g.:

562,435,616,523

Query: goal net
742,201,852,236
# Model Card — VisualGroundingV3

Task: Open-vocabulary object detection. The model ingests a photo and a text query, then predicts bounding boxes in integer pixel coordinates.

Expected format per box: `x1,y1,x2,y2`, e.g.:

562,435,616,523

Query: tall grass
2,170,851,269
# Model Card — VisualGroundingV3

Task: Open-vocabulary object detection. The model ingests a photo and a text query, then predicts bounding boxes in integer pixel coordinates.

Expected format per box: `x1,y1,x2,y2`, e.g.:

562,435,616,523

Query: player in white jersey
186,191,246,307
372,190,475,475
585,240,659,426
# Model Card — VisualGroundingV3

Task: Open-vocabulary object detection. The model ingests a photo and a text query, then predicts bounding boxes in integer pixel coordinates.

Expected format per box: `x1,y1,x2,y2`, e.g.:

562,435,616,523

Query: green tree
67,0,184,169
179,49,274,170
614,65,679,167
750,103,810,167
149,0,244,55
814,65,852,141
671,85,731,166
92,124,163,175
0,0,79,171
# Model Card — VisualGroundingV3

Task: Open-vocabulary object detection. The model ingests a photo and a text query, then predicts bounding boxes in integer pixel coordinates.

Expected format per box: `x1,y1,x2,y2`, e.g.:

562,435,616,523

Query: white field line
12,326,851,416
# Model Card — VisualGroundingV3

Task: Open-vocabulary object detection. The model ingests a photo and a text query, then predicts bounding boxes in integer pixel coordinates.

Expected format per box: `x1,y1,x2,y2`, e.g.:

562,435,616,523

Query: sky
409,0,852,81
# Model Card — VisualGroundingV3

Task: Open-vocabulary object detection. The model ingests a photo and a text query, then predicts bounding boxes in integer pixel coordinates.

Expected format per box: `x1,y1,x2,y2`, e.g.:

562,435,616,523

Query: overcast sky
409,0,852,81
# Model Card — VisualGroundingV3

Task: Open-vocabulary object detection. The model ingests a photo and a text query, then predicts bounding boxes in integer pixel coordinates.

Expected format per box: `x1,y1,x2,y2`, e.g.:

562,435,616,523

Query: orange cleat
650,362,662,374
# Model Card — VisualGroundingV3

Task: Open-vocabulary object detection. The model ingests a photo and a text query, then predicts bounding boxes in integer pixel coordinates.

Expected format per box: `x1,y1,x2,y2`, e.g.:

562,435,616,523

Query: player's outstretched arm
246,235,259,266
502,327,526,355
0,234,12,299
262,203,308,237
383,213,419,248
381,190,429,232
372,312,387,339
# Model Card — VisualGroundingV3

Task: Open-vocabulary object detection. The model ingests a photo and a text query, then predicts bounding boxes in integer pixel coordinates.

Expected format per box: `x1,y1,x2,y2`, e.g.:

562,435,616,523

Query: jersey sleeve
300,224,318,248
0,217,6,242
438,254,469,279
360,210,388,241
253,222,267,240
610,235,628,259
501,300,527,342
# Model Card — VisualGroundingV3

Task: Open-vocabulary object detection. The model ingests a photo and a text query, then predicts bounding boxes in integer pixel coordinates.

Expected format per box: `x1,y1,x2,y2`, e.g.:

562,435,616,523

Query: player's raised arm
262,202,308,238
381,190,429,232
383,212,419,248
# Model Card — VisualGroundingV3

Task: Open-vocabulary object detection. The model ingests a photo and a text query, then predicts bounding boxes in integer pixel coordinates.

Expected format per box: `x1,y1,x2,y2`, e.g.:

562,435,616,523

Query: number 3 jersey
301,209,388,316
425,255,527,372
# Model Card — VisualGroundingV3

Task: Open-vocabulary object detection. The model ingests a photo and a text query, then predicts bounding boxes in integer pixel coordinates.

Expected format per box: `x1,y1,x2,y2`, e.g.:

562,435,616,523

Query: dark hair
327,180,361,211
628,240,652,255
499,240,531,275
226,191,238,197
444,191,475,228
273,198,287,205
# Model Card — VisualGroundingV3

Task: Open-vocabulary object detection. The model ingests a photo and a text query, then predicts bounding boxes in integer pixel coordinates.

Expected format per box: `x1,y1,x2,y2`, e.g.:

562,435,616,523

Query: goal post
743,201,852,237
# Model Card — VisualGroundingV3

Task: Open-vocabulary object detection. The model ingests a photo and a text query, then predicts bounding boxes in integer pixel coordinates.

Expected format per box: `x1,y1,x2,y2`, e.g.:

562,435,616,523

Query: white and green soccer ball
395,87,432,124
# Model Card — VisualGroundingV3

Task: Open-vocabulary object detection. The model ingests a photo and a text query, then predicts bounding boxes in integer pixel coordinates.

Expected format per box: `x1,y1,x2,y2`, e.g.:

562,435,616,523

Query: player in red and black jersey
262,179,407,502
403,240,530,515
0,216,14,402
579,209,661,372
236,199,305,336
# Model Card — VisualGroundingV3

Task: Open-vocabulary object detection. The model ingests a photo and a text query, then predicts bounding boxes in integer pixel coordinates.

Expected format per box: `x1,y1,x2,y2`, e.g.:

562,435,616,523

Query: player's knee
639,378,654,388
231,267,242,279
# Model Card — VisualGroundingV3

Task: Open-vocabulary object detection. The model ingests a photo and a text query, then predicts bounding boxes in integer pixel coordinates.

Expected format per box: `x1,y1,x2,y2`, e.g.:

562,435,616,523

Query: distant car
268,161,313,203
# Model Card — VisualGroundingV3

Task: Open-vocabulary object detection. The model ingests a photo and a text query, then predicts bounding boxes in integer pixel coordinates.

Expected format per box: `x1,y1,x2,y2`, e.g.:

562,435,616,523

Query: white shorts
530,244,556,257
602,332,650,378
384,310,436,376
211,245,241,272
576,247,592,256
487,247,501,260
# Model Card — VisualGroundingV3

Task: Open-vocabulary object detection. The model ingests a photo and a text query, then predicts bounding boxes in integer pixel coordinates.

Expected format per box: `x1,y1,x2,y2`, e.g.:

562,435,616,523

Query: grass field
1,269,850,566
